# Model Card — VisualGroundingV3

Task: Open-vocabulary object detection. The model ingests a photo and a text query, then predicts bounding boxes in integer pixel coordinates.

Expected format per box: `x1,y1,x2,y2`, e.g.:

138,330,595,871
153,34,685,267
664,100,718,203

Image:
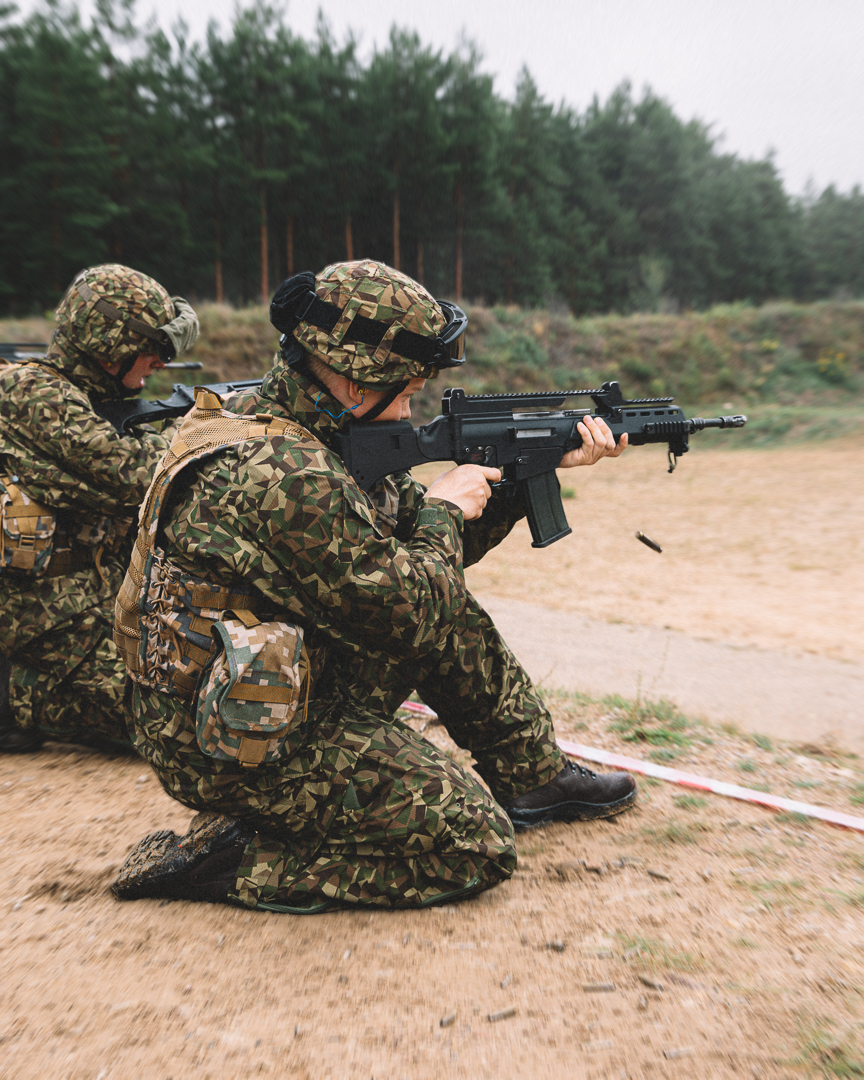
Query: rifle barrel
689,415,748,430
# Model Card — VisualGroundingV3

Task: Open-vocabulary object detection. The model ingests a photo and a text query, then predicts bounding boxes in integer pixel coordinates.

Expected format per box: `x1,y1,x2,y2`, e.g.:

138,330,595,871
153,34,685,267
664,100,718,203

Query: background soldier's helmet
270,259,466,389
54,264,176,377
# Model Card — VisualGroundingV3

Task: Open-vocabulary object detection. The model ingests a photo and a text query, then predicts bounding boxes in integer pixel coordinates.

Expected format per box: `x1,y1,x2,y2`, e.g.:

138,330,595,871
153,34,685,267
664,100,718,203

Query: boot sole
112,815,253,900
507,788,637,831
111,829,183,899
0,731,43,754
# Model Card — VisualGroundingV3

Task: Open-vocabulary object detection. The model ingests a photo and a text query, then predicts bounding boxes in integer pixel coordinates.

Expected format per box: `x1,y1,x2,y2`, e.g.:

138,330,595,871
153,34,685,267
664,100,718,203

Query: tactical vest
114,389,318,701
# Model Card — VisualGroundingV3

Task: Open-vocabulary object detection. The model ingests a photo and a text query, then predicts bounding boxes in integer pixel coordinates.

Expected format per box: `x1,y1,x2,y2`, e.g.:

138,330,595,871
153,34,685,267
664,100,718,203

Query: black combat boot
0,703,42,754
505,760,636,830
111,811,254,904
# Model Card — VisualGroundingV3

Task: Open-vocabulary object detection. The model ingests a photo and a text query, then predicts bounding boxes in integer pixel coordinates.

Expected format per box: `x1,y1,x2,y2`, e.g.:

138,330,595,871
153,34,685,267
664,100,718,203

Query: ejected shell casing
636,531,662,553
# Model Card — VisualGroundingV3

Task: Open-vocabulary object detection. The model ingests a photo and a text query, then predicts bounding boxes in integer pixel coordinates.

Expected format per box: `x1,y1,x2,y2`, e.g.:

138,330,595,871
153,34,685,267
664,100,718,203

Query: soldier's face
359,377,428,422
122,352,166,390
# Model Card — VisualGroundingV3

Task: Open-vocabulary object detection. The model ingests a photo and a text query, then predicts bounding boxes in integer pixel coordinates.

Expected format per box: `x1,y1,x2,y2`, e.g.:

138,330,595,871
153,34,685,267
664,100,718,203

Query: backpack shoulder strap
137,387,319,547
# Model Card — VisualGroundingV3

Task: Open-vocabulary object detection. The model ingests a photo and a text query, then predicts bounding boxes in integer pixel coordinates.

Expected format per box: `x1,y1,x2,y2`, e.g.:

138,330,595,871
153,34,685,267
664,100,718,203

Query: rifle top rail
441,383,677,414
446,388,674,404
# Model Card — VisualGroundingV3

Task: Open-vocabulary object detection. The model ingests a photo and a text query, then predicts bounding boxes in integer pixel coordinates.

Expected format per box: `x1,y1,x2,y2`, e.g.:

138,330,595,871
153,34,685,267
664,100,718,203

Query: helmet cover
292,260,447,387
54,263,175,375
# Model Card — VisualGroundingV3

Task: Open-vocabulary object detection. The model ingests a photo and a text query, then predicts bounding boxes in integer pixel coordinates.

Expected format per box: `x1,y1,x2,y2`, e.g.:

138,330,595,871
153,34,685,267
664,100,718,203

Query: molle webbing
113,389,316,696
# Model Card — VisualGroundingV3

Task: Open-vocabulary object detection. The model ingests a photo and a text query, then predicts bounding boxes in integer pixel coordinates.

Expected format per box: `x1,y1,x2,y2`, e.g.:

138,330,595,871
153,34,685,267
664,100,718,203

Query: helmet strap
355,381,408,422
112,352,146,398
288,343,406,423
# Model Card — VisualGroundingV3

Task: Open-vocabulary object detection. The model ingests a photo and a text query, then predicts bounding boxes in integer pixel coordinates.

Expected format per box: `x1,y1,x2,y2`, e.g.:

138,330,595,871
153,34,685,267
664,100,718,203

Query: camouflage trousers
0,566,131,749
128,593,566,911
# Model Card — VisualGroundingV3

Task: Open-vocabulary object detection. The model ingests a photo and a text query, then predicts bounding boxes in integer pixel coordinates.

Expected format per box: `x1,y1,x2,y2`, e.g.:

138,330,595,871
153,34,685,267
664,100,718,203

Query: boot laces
568,760,597,780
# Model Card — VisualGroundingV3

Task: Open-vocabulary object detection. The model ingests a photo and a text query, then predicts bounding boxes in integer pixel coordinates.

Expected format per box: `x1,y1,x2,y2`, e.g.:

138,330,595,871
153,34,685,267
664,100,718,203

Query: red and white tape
398,701,864,834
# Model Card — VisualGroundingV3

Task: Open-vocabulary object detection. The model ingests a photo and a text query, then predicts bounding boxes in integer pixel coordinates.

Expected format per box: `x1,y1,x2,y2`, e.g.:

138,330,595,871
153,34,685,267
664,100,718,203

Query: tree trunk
455,178,464,299
345,212,354,261
214,178,223,303
286,215,294,277
259,183,268,303
504,182,515,305
51,116,62,295
417,240,424,284
392,162,401,270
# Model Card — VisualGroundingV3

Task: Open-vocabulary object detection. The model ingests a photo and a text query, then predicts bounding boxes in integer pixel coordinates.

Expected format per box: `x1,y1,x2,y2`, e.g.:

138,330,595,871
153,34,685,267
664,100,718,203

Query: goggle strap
294,291,463,367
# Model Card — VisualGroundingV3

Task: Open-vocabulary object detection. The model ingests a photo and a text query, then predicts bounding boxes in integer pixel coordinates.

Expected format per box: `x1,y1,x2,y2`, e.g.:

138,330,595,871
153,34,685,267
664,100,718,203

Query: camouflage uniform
124,263,567,910
0,265,186,749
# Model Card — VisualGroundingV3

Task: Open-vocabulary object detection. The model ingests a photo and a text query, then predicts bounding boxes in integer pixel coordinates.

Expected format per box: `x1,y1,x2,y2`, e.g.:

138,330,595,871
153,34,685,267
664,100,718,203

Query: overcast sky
17,0,864,196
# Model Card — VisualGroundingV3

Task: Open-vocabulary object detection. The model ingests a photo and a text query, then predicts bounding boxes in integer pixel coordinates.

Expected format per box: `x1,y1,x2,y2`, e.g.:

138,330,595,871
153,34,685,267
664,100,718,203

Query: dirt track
2,442,864,1079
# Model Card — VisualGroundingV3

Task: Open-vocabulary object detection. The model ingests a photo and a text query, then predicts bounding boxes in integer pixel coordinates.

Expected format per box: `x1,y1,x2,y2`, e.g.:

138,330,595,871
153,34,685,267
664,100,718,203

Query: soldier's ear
347,382,366,405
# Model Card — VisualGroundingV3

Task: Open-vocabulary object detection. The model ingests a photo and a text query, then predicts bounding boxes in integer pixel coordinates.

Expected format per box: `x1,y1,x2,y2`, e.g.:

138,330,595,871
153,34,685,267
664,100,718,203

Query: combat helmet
53,264,195,385
269,260,466,419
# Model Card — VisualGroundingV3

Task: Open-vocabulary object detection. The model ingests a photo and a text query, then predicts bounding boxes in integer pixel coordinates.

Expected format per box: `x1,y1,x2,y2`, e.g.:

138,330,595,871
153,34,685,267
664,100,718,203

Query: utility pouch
194,612,310,768
0,475,56,577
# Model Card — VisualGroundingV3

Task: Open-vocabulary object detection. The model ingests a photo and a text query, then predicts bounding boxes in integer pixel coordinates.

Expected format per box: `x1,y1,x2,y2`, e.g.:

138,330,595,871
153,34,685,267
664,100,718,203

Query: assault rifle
95,378,747,548
334,383,747,547
0,342,202,389
0,342,48,364
93,376,248,434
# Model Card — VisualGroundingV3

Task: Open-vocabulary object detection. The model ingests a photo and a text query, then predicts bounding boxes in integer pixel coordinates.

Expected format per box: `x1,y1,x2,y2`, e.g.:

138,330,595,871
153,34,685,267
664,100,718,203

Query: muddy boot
112,812,253,903
505,760,636,830
0,703,42,754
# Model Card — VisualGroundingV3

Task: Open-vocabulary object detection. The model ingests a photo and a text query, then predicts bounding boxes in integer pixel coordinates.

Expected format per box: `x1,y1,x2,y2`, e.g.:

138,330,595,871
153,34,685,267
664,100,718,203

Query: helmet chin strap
289,347,406,423
355,381,408,422
113,352,145,398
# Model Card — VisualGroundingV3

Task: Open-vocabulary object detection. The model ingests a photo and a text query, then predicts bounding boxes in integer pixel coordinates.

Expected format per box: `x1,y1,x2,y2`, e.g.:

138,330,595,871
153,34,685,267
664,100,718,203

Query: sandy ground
456,440,864,754
2,441,864,1079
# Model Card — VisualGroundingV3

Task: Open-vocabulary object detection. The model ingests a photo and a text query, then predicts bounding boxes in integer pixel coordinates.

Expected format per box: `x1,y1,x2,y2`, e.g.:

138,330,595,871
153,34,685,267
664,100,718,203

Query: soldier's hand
425,464,501,520
559,415,627,468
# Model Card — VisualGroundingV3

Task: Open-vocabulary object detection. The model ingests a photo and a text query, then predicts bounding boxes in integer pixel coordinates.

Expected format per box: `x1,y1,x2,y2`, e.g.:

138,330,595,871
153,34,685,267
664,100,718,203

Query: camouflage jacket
0,341,173,643
157,353,526,682
0,343,172,547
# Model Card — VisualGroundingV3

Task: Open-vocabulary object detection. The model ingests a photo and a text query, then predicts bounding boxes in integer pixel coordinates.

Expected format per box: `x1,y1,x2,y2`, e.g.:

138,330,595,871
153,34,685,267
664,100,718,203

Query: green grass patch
642,821,708,845
776,811,811,827
750,732,773,751
647,747,685,762
798,1020,864,1078
745,878,807,908
605,697,694,757
673,794,708,810
616,933,703,972
736,757,759,774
